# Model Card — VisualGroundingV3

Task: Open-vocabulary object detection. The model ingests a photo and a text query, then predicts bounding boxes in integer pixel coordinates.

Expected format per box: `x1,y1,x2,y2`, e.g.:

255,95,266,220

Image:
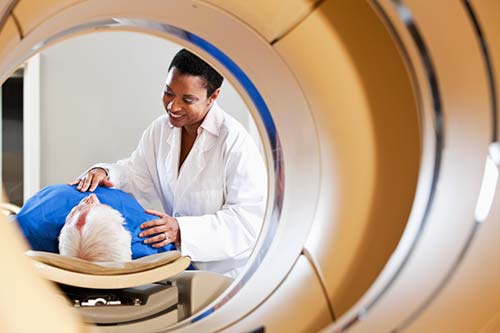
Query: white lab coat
94,103,267,277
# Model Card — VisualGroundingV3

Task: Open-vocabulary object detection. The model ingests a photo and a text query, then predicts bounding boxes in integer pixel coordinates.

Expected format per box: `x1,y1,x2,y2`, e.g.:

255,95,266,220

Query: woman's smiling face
162,67,219,131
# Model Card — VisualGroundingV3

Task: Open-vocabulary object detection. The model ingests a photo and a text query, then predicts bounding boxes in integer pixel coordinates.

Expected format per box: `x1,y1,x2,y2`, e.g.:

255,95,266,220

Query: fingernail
144,240,149,244
139,233,143,237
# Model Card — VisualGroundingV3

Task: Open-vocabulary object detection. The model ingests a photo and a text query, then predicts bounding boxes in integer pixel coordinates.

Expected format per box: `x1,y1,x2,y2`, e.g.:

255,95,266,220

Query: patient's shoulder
34,184,81,201
40,183,75,193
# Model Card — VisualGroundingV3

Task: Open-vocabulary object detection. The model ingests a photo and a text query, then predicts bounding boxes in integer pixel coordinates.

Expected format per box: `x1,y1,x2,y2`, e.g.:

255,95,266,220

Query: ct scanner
0,0,500,332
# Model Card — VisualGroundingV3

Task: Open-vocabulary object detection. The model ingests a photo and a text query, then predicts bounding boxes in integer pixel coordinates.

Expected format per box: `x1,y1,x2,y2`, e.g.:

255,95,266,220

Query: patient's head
58,194,132,262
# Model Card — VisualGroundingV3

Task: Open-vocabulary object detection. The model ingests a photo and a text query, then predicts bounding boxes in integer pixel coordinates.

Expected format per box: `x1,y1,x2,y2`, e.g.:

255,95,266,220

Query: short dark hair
168,49,224,97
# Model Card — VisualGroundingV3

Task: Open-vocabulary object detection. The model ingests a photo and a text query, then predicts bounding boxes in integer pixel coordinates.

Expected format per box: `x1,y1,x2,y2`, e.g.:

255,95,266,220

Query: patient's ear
88,193,100,204
76,209,90,230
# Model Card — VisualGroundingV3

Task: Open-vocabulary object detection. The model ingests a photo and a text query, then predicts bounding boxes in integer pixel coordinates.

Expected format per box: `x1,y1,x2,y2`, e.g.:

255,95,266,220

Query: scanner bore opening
0,19,283,329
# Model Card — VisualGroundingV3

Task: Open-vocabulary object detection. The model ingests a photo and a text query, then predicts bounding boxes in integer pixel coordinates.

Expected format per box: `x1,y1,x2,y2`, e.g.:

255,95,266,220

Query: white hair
58,205,132,262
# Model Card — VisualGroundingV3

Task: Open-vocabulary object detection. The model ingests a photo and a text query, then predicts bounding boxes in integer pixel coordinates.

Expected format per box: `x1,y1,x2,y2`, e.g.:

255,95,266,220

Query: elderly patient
15,184,175,261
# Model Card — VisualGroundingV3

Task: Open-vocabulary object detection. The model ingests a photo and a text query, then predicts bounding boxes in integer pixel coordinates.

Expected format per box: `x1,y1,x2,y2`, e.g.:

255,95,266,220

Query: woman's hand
69,167,114,192
140,209,180,248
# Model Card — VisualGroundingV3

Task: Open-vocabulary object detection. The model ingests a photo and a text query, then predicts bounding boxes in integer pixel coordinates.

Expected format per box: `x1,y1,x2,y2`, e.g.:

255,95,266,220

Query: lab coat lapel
175,103,223,201
165,126,181,192
176,132,217,199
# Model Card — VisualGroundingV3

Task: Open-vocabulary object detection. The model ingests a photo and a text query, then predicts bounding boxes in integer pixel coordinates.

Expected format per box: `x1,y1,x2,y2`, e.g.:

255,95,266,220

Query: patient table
26,249,232,331
1,202,233,331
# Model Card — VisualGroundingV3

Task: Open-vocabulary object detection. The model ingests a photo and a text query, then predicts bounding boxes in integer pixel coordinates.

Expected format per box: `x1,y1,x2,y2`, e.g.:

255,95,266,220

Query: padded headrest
26,250,181,275
26,250,191,289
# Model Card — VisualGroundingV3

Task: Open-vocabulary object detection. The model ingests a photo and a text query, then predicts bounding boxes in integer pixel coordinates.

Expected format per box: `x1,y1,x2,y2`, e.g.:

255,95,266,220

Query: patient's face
65,194,110,227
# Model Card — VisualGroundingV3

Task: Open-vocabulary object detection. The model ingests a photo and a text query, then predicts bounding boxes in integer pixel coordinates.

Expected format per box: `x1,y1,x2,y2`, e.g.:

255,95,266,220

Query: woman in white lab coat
72,49,267,277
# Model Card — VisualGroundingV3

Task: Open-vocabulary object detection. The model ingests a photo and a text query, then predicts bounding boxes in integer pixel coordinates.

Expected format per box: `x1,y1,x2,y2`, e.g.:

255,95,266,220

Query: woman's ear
209,88,221,103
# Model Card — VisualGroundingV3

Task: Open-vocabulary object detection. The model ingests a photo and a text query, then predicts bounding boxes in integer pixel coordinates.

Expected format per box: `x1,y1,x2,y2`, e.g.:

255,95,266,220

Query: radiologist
71,49,267,277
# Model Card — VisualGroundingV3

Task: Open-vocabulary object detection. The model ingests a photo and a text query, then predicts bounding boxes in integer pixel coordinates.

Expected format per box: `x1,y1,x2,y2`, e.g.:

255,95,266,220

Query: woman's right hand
69,167,114,192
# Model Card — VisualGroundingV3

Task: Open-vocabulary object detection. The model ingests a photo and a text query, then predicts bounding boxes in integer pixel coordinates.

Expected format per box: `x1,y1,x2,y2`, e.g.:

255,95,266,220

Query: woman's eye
165,91,174,96
184,99,194,104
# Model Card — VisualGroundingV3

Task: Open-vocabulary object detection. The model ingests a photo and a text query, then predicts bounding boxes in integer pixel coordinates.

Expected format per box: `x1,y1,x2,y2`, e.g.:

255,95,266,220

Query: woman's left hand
139,209,180,248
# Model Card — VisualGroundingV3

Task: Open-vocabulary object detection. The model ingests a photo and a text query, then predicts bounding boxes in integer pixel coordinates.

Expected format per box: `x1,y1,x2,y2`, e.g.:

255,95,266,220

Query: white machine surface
1,1,500,332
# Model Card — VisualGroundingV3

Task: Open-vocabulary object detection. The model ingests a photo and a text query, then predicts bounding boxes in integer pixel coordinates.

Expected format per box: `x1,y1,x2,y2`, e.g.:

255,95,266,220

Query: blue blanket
15,184,175,259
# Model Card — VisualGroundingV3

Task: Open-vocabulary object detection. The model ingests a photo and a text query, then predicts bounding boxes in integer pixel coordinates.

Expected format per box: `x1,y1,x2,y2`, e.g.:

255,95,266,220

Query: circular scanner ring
6,1,495,332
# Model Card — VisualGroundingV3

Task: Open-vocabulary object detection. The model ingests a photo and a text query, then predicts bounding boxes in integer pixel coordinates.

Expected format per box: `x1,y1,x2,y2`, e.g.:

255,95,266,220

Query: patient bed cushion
26,250,182,275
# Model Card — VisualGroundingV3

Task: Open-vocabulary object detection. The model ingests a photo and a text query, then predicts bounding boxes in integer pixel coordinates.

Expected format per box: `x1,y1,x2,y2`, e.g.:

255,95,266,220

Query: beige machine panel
0,16,20,67
330,0,492,331
403,173,500,333
98,311,177,333
0,0,14,19
400,1,500,331
14,0,83,35
225,255,332,333
172,271,233,316
473,0,500,127
274,0,419,317
202,0,317,42
0,217,85,333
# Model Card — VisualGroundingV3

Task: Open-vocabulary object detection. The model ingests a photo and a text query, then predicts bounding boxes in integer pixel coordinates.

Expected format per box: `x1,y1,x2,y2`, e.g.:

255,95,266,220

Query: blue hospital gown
15,184,176,259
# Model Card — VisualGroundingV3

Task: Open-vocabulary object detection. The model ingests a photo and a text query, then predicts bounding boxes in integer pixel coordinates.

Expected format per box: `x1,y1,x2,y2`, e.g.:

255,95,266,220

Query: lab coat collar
167,101,223,138
196,102,222,153
199,102,223,137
